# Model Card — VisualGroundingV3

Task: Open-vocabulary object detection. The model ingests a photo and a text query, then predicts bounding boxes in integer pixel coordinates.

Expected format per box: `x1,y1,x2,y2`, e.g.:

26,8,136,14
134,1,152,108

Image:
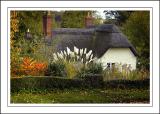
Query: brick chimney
85,12,94,28
43,11,52,38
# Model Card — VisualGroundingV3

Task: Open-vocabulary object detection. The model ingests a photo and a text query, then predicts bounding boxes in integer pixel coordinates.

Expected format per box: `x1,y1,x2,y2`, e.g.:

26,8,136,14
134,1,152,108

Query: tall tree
17,11,44,38
61,11,89,28
61,11,101,28
10,11,21,76
122,11,150,69
104,10,133,26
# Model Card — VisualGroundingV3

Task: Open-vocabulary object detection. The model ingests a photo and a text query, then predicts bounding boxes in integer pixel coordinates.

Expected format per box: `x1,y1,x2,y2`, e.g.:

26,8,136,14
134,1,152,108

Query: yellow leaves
10,11,19,41
11,20,19,32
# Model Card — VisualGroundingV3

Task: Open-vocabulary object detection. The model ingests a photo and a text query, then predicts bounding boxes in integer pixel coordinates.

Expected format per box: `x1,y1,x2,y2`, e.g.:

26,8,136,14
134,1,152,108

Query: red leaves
20,57,47,76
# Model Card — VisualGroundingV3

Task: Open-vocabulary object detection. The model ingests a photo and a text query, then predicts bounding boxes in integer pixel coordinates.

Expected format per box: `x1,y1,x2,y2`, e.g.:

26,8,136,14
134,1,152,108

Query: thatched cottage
42,12,137,70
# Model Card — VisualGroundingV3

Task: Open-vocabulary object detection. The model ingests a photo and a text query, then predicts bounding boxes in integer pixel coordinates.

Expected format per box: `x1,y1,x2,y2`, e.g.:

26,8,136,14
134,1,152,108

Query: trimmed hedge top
11,76,103,92
11,76,149,92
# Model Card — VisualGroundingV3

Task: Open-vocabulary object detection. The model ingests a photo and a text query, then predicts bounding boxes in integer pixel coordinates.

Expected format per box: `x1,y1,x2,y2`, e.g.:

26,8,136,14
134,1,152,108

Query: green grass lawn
11,88,149,103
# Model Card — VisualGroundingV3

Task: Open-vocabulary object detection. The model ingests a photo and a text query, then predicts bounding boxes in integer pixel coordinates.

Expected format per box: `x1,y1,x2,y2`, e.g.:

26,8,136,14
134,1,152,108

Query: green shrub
46,61,66,77
87,63,103,74
64,61,82,79
77,63,103,78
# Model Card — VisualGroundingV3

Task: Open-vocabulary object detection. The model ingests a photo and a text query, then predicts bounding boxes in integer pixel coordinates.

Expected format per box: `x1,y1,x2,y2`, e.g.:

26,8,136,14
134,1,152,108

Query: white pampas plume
88,58,93,63
84,48,87,54
60,51,64,57
92,57,98,62
66,47,71,55
88,50,92,55
63,50,67,60
86,50,92,59
85,61,88,65
53,53,58,61
70,51,75,58
63,50,67,56
77,56,79,60
57,52,60,57
90,54,93,59
57,52,63,59
74,46,79,54
81,58,83,63
80,48,83,56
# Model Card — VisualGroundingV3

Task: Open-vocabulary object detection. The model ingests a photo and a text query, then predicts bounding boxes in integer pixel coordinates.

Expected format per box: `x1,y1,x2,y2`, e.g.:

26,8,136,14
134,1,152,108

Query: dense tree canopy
104,10,133,26
122,11,150,69
61,11,102,28
61,11,90,28
17,11,44,37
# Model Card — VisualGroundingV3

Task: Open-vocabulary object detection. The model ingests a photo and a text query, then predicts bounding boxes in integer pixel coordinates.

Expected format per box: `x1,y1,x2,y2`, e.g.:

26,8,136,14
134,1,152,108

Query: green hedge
11,76,104,92
103,79,150,89
11,76,149,92
11,76,82,92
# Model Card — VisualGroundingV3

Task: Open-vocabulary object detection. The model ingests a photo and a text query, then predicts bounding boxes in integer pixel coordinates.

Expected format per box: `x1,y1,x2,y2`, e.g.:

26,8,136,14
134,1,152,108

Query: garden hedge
11,76,149,92
11,76,103,92
103,79,150,89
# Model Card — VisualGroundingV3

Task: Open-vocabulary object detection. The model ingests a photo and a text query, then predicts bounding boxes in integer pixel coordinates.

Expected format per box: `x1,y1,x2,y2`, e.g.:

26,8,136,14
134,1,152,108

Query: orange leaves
21,57,35,70
10,11,19,40
20,57,47,76
34,63,47,72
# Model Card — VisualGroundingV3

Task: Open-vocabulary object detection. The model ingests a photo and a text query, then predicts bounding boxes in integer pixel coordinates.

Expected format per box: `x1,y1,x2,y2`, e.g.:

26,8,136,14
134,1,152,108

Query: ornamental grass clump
48,46,98,78
51,46,96,64
103,66,149,81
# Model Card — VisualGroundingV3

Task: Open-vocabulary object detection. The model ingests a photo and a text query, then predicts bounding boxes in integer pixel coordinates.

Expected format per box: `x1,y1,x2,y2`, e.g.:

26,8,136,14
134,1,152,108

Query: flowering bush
20,57,47,76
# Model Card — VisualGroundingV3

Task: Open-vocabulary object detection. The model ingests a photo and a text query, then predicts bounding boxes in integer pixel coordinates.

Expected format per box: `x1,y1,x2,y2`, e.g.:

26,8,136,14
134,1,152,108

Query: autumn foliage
20,57,47,76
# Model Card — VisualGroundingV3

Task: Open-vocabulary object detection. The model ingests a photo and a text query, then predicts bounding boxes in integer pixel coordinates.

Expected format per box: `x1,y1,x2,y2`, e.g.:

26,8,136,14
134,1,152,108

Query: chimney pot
85,12,94,28
43,11,52,38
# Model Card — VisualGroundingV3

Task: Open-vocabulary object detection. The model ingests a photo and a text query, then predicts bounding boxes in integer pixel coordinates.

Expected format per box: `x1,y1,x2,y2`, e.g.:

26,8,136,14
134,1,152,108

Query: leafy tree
53,11,63,28
16,11,44,39
92,11,103,25
103,10,120,25
10,11,48,76
61,11,88,28
104,10,133,26
10,11,22,76
118,11,133,25
61,11,101,28
122,11,150,69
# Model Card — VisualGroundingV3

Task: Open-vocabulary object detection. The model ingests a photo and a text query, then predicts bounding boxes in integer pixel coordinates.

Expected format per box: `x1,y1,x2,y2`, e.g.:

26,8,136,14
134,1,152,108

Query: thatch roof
50,24,137,57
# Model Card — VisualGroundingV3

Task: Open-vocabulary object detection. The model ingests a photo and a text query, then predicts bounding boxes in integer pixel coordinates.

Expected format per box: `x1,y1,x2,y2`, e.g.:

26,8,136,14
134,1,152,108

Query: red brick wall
85,17,94,28
43,15,52,38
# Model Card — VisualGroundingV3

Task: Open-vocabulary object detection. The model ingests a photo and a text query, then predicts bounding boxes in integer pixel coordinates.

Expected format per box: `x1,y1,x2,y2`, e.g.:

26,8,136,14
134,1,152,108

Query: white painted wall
96,48,137,70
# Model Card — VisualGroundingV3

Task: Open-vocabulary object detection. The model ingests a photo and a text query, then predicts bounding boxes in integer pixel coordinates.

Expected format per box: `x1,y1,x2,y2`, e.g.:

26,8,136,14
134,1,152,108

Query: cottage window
107,63,111,69
107,63,116,70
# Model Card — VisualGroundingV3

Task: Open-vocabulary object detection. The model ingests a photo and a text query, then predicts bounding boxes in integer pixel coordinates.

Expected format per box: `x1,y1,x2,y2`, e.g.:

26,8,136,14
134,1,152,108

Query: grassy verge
11,88,149,103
